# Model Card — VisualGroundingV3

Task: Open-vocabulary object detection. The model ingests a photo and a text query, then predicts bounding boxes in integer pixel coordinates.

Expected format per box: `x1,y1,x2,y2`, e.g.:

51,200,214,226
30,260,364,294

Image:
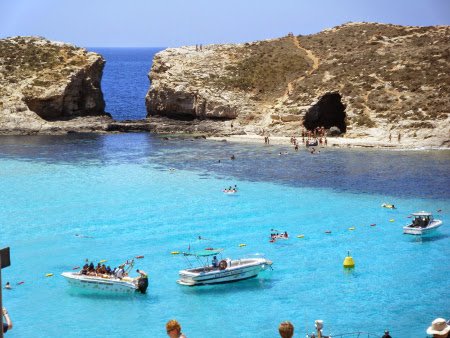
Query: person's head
166,319,182,337
213,256,216,259
278,321,294,338
427,318,450,338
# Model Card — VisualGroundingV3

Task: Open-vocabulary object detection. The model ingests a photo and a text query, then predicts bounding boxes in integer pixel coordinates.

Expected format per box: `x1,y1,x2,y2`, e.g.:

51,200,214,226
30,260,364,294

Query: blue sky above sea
1,0,449,47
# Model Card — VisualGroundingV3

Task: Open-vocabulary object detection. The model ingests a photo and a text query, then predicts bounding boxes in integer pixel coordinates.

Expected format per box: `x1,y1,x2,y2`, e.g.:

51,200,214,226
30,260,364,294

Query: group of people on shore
264,127,329,151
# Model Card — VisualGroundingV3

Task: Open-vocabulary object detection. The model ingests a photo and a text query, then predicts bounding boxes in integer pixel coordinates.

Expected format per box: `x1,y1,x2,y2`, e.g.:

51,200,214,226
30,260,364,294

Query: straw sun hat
427,318,450,335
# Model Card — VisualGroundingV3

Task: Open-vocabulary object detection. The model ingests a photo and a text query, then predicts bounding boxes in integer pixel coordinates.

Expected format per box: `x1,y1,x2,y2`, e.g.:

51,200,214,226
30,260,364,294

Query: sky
0,0,449,48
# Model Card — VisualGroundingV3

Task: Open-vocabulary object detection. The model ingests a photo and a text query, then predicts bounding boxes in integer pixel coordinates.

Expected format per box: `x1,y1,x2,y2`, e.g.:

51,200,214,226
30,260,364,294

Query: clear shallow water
0,133,449,338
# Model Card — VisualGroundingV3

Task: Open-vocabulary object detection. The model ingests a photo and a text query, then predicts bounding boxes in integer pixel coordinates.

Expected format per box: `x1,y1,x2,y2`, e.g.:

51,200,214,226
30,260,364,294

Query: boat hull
177,258,272,286
403,220,442,235
61,272,138,293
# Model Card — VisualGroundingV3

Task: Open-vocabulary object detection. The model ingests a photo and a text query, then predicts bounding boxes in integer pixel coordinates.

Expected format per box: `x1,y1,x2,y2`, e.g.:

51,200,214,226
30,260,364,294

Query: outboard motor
137,276,148,294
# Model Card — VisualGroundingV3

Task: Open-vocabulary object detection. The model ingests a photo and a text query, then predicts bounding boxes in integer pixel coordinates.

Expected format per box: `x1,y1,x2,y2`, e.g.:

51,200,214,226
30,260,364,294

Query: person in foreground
2,307,13,334
278,321,294,338
166,319,187,338
427,318,450,338
382,329,392,338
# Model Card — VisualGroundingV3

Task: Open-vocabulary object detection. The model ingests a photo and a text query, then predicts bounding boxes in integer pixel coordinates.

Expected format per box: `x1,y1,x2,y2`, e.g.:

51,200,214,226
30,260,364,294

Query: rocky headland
0,36,150,134
146,22,450,149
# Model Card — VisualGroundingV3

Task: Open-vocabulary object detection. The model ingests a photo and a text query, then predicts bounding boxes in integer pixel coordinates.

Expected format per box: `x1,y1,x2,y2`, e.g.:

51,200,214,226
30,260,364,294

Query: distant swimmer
382,203,396,209
4,282,11,290
75,234,94,238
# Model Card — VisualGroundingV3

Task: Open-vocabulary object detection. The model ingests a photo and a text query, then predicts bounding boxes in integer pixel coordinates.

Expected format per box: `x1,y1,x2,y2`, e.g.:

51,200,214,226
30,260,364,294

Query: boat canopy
412,211,432,217
183,249,224,257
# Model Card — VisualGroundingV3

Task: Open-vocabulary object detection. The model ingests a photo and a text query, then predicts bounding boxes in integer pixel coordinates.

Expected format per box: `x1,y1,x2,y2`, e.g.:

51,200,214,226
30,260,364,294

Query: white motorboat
177,249,272,286
61,272,148,293
403,211,443,236
61,260,148,293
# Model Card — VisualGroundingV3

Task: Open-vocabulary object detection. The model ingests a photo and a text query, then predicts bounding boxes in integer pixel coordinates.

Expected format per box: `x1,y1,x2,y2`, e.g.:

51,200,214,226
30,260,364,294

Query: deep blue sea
89,48,164,120
0,49,449,338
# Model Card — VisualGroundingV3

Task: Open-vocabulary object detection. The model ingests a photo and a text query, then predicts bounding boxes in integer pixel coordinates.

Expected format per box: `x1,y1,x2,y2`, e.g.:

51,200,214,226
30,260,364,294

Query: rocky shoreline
1,26,449,150
146,23,450,149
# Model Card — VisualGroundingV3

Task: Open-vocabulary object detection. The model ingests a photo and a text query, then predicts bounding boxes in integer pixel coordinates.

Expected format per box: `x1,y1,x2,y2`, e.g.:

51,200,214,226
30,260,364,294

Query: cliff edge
146,23,450,148
0,36,114,134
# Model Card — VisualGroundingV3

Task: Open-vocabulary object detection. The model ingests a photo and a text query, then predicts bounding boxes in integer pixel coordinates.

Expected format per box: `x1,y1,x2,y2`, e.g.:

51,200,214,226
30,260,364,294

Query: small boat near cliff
403,211,442,236
177,249,272,286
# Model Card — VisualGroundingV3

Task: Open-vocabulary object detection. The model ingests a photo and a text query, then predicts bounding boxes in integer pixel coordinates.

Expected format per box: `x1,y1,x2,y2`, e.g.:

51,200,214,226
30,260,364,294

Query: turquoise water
0,134,449,337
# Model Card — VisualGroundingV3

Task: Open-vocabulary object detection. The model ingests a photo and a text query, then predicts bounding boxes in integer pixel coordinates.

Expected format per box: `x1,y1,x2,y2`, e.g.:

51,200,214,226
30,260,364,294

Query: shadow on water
179,277,275,295
409,233,449,243
67,288,147,301
1,133,449,199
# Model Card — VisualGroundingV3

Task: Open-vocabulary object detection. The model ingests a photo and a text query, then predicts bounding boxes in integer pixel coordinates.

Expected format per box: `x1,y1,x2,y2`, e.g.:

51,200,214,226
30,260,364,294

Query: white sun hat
426,318,450,335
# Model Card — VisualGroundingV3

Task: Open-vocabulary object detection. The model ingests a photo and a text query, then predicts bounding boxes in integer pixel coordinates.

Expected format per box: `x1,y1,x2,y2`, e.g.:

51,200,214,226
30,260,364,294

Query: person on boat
212,256,218,268
382,330,392,338
88,262,95,272
426,318,450,338
278,321,294,338
136,269,149,294
106,266,112,275
2,307,13,334
115,265,125,279
166,319,187,338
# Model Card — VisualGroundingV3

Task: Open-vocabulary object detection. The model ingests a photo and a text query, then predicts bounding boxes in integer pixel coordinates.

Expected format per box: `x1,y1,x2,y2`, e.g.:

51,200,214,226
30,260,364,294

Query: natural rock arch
303,92,346,132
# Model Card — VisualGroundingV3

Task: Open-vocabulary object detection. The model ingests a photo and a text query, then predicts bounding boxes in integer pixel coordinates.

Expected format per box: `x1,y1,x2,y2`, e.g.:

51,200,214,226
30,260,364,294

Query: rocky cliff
146,23,450,147
0,36,151,134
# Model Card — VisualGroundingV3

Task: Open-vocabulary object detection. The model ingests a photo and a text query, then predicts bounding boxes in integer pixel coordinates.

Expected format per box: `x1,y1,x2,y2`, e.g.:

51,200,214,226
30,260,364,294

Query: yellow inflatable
45,273,53,277
171,251,180,255
238,244,246,247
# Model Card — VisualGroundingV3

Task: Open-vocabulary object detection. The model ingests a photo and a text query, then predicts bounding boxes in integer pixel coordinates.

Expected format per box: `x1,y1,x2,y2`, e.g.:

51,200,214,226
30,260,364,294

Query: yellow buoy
389,219,395,222
238,244,246,247
343,251,355,268
296,235,304,238
99,259,107,263
45,273,54,277
171,251,180,255
348,227,355,231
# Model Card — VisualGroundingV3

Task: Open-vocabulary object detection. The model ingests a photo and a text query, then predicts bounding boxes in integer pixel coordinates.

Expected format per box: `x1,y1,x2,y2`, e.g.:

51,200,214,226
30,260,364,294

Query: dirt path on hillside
282,35,320,98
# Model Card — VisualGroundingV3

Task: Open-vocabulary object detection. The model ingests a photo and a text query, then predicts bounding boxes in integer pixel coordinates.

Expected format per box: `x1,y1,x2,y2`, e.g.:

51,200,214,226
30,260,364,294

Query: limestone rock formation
0,36,111,134
146,23,450,147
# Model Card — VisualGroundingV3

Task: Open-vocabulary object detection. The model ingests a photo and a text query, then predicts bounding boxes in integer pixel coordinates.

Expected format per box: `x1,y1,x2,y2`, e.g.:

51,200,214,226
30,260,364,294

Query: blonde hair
166,319,181,333
279,321,294,338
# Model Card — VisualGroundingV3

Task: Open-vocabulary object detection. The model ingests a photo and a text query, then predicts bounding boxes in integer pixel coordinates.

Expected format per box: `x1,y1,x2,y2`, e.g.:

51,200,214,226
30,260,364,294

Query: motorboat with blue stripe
177,249,272,286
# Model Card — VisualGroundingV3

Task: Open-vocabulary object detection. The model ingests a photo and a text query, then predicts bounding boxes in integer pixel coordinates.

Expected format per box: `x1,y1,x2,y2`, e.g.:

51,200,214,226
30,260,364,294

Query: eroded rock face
304,92,346,132
0,36,108,134
146,23,450,146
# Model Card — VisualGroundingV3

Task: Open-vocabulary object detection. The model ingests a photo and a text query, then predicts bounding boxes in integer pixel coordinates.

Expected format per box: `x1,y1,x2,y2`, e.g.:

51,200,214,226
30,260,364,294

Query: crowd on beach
264,127,329,154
